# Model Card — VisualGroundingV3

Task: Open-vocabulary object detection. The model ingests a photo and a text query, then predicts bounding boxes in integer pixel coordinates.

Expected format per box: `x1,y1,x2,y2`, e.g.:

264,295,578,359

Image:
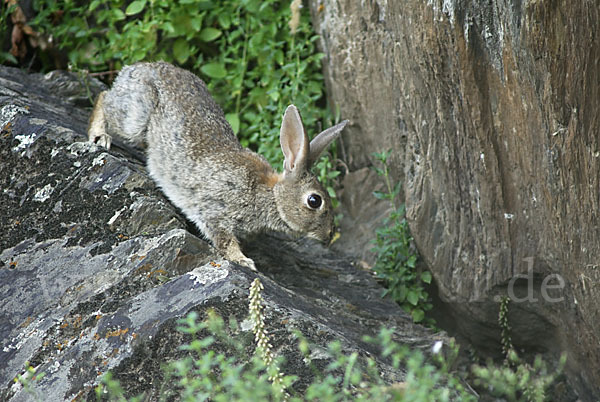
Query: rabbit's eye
307,194,322,209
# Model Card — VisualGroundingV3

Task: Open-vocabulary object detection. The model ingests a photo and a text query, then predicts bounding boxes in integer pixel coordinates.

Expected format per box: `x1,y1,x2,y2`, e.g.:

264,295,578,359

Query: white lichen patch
92,154,107,166
33,183,55,202
0,104,29,128
308,346,331,361
49,360,61,374
53,200,63,213
67,141,96,156
2,317,45,353
126,229,187,265
29,117,48,126
188,262,229,286
107,206,127,226
12,133,37,151
240,318,254,332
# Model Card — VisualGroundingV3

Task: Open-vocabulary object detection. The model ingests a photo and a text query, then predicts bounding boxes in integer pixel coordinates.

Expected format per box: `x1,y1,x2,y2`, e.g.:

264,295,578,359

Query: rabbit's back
102,61,241,155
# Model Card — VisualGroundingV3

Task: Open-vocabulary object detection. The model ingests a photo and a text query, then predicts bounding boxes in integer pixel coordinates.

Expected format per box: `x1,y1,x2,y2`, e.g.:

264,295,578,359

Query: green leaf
201,63,227,79
373,191,387,200
218,13,231,29
199,27,222,41
226,113,240,134
244,0,261,13
327,186,336,198
173,38,191,64
125,0,146,15
421,271,432,284
411,308,425,322
0,52,18,65
131,47,147,62
160,21,175,35
89,0,102,12
407,290,419,306
397,285,407,302
170,13,193,36
112,8,126,21
190,15,204,32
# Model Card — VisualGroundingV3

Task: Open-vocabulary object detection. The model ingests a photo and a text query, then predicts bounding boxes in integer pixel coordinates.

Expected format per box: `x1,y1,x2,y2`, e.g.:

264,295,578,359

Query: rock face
310,0,599,399
0,66,442,400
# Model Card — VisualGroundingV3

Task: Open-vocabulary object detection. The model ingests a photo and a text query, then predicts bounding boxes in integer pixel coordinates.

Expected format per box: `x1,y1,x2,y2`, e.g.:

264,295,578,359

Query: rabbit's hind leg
99,65,157,147
88,91,112,149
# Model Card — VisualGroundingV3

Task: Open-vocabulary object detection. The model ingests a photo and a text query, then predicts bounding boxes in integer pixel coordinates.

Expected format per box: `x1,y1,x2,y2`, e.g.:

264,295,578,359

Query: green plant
371,150,432,323
471,296,567,401
12,362,45,401
499,295,513,363
164,287,474,402
94,275,477,401
96,371,143,402
312,329,477,402
24,0,341,205
249,278,289,398
162,309,296,402
0,2,19,65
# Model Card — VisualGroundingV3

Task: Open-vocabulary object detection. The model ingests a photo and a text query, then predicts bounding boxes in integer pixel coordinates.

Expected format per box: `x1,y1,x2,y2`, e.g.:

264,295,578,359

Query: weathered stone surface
310,0,599,399
0,66,443,400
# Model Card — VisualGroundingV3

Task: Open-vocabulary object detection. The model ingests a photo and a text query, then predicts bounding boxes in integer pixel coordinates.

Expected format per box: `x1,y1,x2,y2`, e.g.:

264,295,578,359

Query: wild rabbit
88,61,348,270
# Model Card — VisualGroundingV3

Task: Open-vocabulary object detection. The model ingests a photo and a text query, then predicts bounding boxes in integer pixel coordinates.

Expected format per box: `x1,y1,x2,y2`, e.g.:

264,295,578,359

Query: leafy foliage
472,352,566,402
0,2,19,65
160,310,295,402
471,297,567,401
16,282,564,401
371,150,432,323
95,309,475,401
25,0,340,204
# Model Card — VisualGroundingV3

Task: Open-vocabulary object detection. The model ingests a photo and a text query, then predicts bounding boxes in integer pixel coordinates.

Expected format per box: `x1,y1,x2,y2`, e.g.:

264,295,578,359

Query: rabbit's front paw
216,233,257,271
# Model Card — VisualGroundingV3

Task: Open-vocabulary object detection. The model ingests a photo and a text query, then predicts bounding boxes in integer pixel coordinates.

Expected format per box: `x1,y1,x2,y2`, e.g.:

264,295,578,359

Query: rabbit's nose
326,228,335,246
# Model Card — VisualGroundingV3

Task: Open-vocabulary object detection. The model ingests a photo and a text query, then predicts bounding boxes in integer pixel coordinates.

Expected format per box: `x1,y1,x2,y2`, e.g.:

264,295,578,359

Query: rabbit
88,61,348,271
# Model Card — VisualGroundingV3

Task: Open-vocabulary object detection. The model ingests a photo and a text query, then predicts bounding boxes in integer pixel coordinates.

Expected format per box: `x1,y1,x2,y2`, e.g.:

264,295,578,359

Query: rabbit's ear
280,105,309,176
308,120,349,167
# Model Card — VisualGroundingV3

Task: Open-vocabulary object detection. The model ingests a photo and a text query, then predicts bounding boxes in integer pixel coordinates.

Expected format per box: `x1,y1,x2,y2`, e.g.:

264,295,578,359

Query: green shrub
95,278,475,401
471,296,567,401
16,281,564,401
26,0,340,204
371,150,432,323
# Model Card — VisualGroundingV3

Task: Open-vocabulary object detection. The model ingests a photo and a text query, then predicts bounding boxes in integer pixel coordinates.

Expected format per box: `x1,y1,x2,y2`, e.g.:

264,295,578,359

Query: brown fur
87,62,349,270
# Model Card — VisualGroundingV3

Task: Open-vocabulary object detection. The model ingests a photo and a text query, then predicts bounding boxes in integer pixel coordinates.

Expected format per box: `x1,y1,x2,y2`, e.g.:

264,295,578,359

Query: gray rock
0,66,442,401
309,0,598,400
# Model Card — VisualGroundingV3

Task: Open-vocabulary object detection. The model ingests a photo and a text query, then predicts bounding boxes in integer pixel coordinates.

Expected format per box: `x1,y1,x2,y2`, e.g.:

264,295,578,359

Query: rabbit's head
273,105,348,244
